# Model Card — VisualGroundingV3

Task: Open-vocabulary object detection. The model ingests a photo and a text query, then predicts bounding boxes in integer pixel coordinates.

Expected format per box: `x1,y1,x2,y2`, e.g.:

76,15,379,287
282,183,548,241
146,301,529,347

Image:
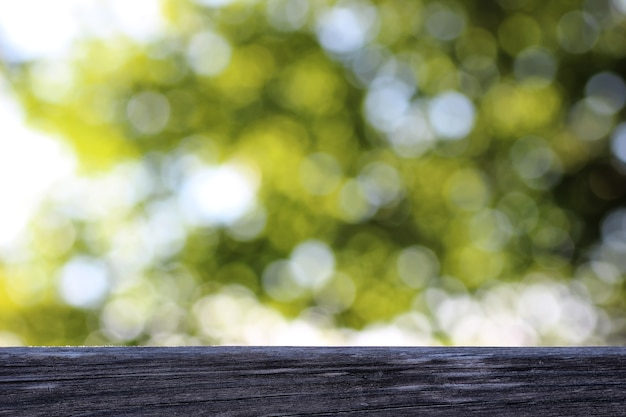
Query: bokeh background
1,0,626,346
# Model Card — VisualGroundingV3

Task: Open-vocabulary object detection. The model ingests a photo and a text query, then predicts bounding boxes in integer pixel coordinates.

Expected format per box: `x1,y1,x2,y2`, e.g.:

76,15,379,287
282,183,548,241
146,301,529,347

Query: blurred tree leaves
2,0,626,345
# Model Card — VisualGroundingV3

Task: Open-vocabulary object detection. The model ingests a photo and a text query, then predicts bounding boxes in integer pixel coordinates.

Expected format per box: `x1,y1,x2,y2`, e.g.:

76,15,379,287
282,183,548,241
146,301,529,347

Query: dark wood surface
1,347,626,416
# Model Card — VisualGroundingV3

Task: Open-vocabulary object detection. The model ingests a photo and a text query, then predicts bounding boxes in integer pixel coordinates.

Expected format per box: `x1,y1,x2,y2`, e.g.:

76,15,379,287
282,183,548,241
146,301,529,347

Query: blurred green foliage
2,0,626,345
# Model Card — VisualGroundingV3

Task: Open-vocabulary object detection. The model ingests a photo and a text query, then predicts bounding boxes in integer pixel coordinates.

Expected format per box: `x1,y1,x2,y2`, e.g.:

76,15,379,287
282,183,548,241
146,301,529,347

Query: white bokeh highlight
58,256,109,308
290,240,335,289
428,91,476,140
179,164,259,226
316,4,378,54
187,31,232,77
611,123,626,164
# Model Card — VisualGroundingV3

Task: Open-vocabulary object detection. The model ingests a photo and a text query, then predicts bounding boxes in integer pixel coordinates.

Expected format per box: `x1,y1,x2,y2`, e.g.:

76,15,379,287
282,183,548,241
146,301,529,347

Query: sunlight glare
0,0,165,61
0,91,76,249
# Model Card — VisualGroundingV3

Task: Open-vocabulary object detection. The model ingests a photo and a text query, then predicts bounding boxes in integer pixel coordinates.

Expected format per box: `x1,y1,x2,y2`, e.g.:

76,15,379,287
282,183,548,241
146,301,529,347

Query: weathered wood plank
1,347,625,416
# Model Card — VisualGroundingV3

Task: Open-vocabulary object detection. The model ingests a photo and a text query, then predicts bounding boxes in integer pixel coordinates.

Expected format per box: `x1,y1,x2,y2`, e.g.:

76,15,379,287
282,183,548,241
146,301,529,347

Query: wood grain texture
1,347,625,416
